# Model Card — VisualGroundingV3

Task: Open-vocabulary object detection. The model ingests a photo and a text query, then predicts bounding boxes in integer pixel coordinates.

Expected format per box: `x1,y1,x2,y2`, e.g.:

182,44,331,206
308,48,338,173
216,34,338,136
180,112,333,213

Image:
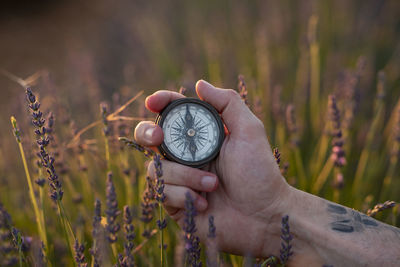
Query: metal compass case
155,98,225,168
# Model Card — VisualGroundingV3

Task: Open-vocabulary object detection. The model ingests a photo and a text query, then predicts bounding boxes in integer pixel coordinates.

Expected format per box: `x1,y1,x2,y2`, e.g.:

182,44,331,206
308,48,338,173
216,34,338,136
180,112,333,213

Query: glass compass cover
155,98,224,167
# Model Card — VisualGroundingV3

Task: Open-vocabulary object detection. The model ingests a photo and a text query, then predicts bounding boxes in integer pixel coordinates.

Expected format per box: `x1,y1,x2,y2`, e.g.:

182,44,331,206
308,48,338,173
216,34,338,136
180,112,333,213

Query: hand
134,80,290,257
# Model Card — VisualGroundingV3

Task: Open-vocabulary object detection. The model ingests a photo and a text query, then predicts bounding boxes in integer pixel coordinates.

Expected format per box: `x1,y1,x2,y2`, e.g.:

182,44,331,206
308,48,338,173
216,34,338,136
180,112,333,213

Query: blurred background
2,0,400,206
1,0,400,264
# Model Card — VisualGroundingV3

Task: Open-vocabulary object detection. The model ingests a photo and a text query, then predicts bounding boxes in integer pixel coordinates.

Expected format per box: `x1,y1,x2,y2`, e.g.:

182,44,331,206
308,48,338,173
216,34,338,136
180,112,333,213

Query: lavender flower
100,102,111,136
367,201,397,217
153,154,166,204
33,241,46,267
10,116,21,143
207,215,216,238
0,203,18,266
237,74,249,105
273,148,281,166
35,178,46,187
74,240,88,267
206,215,217,267
279,215,293,265
328,95,346,188
105,172,120,243
141,177,156,238
179,86,187,95
183,192,202,267
273,148,290,177
118,206,135,267
26,88,63,202
140,177,156,223
153,154,167,232
90,199,102,267
119,137,155,158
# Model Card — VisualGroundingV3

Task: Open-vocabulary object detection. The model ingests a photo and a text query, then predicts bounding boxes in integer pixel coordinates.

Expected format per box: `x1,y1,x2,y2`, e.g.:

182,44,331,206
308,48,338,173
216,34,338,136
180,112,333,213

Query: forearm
265,186,400,266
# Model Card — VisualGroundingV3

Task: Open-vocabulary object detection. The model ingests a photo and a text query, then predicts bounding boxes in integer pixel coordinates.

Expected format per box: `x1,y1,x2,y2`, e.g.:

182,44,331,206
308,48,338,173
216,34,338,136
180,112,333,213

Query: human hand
134,80,290,257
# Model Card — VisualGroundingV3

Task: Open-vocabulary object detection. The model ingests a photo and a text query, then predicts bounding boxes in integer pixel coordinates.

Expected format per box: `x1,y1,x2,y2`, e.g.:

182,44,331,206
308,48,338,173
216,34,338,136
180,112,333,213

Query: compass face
156,98,225,167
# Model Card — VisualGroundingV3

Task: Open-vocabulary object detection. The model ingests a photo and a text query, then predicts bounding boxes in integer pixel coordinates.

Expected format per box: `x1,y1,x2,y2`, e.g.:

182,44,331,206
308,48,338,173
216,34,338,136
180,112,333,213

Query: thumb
195,80,258,134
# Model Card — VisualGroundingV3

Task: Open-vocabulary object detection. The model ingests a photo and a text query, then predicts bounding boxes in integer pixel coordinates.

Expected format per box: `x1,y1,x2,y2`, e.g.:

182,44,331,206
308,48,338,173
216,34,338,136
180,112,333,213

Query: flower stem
11,117,48,256
57,200,76,266
159,204,164,267
105,137,111,171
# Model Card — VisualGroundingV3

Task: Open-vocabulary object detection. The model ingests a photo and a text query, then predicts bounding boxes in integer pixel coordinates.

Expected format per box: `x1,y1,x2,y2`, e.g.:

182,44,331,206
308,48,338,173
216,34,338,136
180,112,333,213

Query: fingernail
196,198,208,211
197,79,211,88
144,127,155,142
201,176,216,190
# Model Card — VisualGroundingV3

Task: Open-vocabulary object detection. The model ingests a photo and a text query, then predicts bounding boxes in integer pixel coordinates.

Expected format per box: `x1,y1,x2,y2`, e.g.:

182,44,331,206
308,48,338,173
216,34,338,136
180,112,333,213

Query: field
1,1,400,266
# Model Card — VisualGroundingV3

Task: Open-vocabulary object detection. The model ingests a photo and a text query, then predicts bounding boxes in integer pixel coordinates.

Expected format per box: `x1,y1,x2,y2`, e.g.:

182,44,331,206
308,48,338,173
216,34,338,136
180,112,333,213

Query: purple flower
207,216,216,238
179,86,187,95
237,74,249,106
100,102,111,136
328,95,346,168
74,240,88,267
10,117,21,143
279,215,293,265
367,201,397,217
153,154,166,203
26,88,63,202
0,203,20,266
183,192,202,267
90,199,102,267
105,172,120,243
273,148,281,166
140,177,156,224
119,137,155,158
118,205,135,267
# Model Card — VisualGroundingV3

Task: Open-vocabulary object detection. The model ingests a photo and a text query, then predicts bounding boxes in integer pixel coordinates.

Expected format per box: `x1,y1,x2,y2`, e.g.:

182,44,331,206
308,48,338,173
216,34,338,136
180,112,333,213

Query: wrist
258,184,325,265
255,178,294,258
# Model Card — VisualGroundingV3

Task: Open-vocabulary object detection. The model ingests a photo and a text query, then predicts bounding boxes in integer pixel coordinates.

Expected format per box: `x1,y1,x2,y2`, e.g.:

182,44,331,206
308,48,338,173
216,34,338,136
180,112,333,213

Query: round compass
155,98,225,167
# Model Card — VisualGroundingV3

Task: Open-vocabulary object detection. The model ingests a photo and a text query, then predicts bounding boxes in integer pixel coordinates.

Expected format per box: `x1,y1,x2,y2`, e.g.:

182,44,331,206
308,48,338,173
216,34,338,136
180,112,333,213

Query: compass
155,98,225,167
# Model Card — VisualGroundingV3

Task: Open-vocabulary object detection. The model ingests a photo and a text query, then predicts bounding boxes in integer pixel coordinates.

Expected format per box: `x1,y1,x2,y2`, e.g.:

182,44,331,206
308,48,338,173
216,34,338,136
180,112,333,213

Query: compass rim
155,98,225,168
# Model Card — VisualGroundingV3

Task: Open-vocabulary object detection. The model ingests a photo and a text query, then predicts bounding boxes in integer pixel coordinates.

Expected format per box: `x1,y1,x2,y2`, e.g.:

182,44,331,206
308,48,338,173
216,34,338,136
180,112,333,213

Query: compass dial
155,98,225,167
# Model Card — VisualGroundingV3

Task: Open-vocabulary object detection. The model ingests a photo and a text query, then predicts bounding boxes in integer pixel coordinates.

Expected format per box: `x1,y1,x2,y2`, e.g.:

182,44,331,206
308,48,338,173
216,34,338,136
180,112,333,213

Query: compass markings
163,103,220,162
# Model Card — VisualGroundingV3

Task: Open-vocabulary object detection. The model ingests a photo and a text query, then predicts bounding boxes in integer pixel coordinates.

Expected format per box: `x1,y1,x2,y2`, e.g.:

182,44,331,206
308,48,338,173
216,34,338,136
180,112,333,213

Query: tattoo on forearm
327,204,378,233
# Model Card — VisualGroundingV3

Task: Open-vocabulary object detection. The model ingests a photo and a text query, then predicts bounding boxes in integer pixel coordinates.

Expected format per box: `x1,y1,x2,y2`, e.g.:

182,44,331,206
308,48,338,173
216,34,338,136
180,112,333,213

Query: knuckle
226,89,240,99
182,167,202,187
169,209,184,221
252,117,265,130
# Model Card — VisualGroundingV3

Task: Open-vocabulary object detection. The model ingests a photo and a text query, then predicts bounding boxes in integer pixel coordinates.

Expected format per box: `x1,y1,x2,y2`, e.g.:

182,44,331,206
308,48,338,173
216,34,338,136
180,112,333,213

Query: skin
135,80,400,266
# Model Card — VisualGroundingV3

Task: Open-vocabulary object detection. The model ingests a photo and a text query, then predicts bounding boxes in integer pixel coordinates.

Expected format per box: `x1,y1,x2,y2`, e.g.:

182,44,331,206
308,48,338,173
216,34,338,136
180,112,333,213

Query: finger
134,121,164,147
196,80,261,133
145,90,185,113
164,206,181,217
148,160,218,192
163,185,208,211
